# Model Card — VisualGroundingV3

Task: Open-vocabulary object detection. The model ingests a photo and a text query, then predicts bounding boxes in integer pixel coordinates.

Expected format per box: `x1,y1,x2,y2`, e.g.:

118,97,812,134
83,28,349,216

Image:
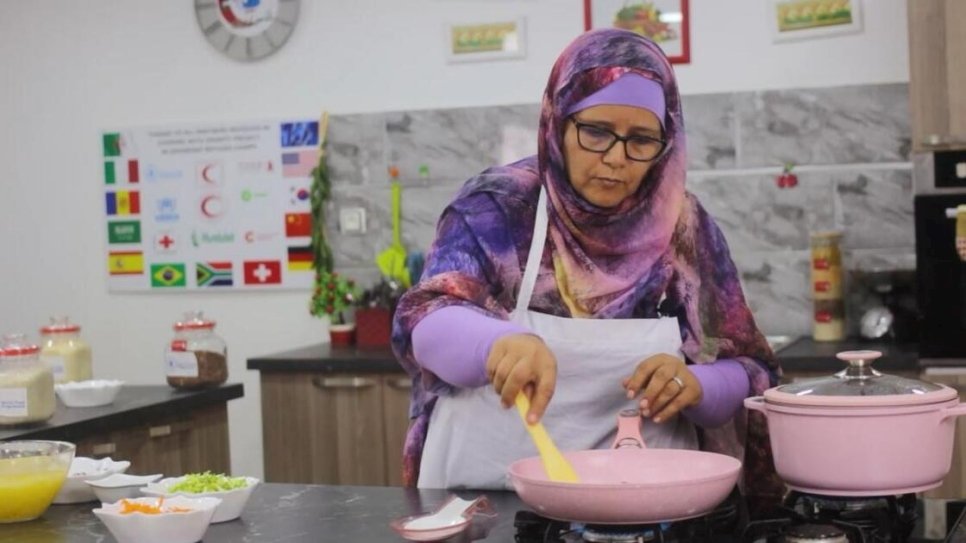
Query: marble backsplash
322,83,914,337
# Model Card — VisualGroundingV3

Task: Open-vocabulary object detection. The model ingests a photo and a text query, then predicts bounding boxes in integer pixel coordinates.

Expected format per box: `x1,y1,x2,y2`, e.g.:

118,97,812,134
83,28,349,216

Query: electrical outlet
339,207,366,233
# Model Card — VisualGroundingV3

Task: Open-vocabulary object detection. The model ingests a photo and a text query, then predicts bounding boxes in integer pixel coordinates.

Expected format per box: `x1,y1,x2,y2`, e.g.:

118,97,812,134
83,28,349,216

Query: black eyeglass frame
569,117,669,163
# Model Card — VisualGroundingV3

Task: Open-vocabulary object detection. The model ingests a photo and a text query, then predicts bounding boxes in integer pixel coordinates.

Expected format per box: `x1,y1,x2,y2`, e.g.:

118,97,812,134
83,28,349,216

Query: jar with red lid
39,316,93,383
0,333,56,425
163,311,228,390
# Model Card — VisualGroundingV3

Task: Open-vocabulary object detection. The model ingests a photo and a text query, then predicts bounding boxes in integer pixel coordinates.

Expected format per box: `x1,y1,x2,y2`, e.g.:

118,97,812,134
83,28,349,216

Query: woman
391,28,783,500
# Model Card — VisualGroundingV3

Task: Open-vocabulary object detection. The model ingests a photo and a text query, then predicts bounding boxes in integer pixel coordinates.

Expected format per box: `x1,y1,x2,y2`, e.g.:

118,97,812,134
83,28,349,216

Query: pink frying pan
507,409,741,524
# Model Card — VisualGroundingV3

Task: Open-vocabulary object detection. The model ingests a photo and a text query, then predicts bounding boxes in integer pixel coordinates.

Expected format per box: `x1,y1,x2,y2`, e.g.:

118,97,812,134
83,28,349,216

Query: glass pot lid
764,350,956,407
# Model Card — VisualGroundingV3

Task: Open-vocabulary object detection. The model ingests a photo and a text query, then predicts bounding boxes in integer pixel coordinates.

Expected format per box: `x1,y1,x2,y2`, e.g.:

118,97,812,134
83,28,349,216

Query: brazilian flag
151,263,186,288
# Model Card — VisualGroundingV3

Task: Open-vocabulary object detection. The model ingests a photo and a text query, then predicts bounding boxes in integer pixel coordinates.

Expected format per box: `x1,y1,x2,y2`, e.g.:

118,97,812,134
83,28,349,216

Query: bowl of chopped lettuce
140,472,259,523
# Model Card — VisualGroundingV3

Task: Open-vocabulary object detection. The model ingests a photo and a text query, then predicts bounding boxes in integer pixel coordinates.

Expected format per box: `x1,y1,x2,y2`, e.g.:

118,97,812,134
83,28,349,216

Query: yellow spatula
514,392,580,483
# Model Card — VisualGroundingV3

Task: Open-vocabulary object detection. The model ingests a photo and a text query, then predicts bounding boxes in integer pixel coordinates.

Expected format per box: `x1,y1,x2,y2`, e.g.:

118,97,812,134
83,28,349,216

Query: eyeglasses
570,118,667,162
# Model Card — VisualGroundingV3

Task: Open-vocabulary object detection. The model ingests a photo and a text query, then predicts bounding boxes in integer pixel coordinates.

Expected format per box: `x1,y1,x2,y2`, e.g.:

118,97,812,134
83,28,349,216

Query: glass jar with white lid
0,333,56,426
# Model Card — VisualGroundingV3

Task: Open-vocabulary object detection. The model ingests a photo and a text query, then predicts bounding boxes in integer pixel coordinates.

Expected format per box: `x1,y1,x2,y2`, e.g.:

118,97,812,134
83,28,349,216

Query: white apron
418,187,697,489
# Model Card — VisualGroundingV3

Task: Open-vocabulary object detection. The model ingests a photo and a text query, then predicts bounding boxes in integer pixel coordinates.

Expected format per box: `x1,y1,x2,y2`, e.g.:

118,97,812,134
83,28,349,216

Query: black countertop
0,483,947,543
0,384,244,442
246,338,923,375
775,337,919,373
247,343,403,373
0,484,521,542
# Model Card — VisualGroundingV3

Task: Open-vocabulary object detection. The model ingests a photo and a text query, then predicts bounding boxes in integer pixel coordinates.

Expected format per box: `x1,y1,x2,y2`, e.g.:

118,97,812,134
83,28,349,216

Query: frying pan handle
743,396,766,412
611,409,647,449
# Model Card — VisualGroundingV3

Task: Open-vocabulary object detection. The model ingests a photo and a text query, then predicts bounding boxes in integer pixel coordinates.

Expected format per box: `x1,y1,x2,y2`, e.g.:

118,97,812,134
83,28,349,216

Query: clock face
194,0,299,62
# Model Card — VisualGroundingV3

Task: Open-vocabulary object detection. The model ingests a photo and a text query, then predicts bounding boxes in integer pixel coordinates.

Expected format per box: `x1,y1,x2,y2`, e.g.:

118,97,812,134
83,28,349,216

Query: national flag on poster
103,133,122,157
281,150,318,178
104,160,140,184
243,260,282,285
105,191,141,216
280,121,319,148
287,245,312,272
107,251,144,275
107,221,141,244
285,212,312,237
154,231,177,253
196,261,233,287
150,263,186,288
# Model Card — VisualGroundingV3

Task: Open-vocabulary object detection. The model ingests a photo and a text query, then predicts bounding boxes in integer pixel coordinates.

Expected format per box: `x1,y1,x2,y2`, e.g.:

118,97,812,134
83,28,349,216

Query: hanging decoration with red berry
308,111,357,324
776,163,799,189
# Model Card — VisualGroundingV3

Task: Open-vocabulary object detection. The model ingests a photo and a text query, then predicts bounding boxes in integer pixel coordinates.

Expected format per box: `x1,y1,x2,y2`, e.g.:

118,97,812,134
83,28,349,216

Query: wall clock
194,0,300,62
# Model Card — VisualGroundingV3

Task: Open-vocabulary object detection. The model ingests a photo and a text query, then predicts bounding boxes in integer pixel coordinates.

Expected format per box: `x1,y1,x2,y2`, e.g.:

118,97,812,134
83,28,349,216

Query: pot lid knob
835,350,882,380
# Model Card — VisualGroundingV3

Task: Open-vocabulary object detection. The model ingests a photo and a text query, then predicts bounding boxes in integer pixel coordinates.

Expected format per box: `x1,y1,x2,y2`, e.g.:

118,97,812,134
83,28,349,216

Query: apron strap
515,187,548,314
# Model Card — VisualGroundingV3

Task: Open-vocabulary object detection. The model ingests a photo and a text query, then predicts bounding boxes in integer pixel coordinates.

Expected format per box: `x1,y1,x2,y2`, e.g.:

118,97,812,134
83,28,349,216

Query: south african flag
197,261,233,287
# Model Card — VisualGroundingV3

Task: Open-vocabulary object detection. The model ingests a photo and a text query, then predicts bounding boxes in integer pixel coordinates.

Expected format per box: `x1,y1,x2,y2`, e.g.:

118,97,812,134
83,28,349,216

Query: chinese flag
243,260,282,285
285,212,312,237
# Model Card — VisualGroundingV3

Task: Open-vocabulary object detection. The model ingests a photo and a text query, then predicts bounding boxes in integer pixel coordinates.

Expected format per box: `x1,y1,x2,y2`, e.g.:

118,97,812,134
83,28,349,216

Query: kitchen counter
0,383,244,442
247,343,402,373
1,483,949,542
775,337,919,373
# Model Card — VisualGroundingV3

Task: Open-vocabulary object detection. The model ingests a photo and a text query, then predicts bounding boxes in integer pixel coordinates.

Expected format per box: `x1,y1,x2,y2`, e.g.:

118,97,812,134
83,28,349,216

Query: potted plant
308,112,359,346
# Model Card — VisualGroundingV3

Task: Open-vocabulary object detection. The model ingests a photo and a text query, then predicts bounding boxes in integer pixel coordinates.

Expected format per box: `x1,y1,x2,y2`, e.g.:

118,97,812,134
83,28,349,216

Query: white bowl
55,380,124,408
93,495,221,543
141,476,259,523
87,473,163,503
52,457,131,504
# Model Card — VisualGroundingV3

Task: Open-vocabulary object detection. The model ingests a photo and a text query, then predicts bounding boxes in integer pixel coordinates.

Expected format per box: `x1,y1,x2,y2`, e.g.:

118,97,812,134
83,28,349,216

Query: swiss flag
243,260,282,285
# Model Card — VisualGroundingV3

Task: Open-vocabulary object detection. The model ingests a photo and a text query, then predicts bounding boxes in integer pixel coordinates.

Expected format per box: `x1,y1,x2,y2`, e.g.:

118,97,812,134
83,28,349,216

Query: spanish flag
108,251,144,275
105,191,141,216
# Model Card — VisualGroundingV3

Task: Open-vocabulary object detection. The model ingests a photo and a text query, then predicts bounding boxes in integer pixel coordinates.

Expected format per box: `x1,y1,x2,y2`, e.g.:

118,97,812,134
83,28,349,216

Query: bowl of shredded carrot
93,496,221,543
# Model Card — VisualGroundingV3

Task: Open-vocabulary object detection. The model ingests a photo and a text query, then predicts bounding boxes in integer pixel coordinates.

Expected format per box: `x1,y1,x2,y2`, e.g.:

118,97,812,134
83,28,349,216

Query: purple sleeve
682,359,750,429
412,306,531,388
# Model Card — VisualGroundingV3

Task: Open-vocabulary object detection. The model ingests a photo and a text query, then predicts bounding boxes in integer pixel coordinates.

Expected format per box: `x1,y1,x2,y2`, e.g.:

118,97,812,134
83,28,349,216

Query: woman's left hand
622,354,703,423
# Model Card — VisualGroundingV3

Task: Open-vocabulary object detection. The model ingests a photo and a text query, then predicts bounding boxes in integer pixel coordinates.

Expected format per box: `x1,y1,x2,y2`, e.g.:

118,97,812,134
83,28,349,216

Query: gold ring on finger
671,376,685,390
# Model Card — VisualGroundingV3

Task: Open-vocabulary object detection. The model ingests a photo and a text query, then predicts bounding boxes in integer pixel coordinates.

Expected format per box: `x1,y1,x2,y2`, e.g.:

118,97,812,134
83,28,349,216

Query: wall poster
102,119,319,292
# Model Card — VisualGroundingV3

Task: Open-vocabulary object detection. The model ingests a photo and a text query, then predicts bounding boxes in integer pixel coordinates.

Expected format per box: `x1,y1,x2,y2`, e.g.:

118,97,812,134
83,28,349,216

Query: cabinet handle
922,134,966,148
92,443,116,456
387,377,413,390
149,425,172,438
312,376,376,389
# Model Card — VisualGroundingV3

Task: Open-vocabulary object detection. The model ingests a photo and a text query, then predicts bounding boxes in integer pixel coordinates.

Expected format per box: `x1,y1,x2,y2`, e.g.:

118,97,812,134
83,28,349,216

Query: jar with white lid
39,317,92,384
164,311,228,390
0,334,56,426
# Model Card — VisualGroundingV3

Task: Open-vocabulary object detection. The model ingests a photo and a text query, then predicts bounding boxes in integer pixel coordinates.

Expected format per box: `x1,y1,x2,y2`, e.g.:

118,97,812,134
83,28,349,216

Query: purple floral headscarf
392,28,783,499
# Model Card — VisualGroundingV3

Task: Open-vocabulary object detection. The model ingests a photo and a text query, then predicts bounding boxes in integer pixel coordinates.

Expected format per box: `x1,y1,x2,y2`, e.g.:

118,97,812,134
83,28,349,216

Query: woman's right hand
485,333,557,424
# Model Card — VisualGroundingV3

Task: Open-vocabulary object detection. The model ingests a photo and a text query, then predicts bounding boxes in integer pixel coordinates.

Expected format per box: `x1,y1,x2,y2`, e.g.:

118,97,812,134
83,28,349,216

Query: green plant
308,112,358,324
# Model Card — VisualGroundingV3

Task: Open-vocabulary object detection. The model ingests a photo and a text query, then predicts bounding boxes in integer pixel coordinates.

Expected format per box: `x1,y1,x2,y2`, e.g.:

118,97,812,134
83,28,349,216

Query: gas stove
513,488,926,543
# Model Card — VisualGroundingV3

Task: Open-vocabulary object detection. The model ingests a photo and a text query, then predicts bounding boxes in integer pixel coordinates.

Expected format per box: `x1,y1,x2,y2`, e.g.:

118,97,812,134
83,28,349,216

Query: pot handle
743,396,766,412
941,402,966,422
611,409,647,449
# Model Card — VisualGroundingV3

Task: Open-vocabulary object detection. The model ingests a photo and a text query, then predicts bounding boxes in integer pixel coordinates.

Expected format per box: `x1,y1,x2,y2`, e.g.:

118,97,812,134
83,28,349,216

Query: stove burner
783,523,848,543
581,525,656,542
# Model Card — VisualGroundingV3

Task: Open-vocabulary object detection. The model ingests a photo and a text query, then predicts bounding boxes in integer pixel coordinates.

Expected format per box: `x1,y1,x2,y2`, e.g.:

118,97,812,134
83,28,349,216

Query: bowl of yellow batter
0,440,75,523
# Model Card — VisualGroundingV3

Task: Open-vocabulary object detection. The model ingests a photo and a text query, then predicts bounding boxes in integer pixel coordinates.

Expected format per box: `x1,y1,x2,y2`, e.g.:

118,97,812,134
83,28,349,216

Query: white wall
0,0,909,479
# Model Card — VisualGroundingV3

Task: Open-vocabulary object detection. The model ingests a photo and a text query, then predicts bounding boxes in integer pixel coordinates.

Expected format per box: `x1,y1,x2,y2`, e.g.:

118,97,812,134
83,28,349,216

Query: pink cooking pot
507,409,741,524
745,350,966,497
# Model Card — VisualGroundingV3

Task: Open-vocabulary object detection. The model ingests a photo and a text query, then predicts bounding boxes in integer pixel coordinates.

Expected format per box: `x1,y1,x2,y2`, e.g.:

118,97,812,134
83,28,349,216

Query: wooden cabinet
260,371,411,486
74,403,230,476
922,370,966,499
908,0,966,151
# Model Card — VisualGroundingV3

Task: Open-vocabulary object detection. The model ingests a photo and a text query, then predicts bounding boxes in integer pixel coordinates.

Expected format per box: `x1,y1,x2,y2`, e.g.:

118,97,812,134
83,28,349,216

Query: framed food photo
768,0,863,43
584,0,690,64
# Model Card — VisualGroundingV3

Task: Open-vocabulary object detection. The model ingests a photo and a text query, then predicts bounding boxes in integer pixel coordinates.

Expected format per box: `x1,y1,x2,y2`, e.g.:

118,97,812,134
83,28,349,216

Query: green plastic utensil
376,177,411,287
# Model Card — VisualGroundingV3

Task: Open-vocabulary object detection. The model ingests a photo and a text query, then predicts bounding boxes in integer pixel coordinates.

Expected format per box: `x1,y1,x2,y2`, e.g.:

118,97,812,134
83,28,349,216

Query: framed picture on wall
445,18,527,63
768,0,863,43
583,0,690,64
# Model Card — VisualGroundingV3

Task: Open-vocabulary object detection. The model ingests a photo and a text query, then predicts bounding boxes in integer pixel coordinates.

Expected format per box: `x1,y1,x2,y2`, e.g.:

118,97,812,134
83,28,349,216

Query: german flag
287,245,312,272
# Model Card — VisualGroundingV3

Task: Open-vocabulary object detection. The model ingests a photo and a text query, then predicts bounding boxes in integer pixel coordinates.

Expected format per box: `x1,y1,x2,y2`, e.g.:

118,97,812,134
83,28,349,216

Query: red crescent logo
201,195,223,218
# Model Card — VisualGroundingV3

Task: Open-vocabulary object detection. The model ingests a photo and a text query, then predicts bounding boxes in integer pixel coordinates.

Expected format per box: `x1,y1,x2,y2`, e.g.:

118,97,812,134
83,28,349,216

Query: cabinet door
309,374,387,485
908,0,966,150
261,371,387,485
382,375,413,486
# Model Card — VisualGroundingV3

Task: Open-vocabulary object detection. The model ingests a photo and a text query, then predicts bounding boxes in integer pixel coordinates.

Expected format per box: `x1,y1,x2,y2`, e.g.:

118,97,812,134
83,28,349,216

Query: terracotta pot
744,350,966,496
329,323,355,347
